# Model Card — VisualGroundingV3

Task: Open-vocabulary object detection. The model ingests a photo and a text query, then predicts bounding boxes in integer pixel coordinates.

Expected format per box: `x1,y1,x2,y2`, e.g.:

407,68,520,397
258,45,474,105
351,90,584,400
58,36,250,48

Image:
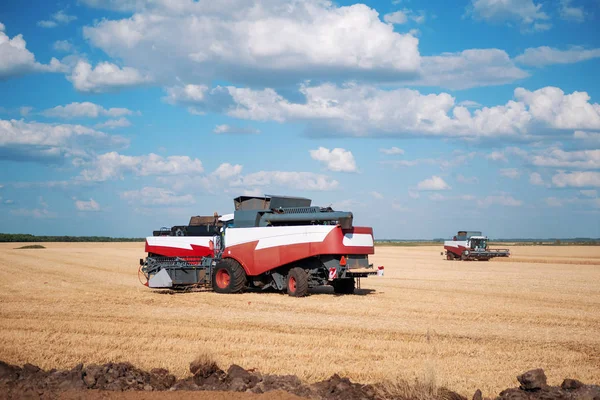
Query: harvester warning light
339,256,346,266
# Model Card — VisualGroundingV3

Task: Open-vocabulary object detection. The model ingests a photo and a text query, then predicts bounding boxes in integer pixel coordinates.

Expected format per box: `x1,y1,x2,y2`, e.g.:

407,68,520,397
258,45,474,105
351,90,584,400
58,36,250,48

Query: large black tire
332,278,355,294
286,267,309,297
212,259,247,294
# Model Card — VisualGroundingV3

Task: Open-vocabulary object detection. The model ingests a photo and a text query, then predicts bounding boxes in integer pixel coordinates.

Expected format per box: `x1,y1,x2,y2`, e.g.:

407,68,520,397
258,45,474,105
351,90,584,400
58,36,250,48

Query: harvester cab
468,237,488,251
444,231,509,261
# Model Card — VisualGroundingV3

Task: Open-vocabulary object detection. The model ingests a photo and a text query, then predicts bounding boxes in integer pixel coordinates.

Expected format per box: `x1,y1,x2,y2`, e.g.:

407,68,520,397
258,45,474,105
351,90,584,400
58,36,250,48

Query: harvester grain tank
443,231,510,261
139,195,376,296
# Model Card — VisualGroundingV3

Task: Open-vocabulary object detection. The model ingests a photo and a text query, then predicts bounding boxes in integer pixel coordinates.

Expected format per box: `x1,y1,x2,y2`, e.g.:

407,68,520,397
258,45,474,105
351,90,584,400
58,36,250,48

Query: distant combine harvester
443,231,510,261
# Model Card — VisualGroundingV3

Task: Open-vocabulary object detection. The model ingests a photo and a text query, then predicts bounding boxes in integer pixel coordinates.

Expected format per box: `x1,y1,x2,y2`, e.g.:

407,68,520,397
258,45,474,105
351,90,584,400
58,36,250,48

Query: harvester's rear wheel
286,267,308,297
332,278,355,294
446,252,455,260
212,259,247,294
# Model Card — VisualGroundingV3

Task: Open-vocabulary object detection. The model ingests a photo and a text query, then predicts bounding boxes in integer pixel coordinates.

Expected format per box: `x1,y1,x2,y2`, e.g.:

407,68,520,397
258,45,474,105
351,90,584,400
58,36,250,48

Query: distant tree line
0,233,145,242
506,239,600,246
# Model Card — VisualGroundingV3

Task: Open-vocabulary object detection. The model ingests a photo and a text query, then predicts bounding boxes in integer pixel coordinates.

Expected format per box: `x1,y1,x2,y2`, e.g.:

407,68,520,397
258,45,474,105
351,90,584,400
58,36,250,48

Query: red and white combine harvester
443,231,510,261
139,195,376,296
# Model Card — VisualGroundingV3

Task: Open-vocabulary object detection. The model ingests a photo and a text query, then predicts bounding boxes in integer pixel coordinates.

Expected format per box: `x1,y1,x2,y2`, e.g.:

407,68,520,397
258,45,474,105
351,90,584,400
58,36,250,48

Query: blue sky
1,0,599,239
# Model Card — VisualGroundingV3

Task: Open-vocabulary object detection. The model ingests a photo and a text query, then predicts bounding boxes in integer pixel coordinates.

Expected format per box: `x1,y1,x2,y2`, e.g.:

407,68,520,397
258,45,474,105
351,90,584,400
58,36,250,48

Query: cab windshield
471,239,487,250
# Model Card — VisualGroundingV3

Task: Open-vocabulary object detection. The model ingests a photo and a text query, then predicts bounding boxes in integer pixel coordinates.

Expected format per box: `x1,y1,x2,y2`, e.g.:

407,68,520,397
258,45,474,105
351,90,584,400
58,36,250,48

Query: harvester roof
457,230,483,237
233,194,312,211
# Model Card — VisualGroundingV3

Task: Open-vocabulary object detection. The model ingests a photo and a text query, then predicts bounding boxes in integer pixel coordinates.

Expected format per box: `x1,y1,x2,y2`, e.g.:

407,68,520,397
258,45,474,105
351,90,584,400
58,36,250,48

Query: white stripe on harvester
443,240,467,249
225,226,336,250
342,233,373,247
146,236,212,250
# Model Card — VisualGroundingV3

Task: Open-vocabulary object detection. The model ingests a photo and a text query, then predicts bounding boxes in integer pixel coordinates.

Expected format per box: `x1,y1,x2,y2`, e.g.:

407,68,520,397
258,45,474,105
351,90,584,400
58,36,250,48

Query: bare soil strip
1,359,599,400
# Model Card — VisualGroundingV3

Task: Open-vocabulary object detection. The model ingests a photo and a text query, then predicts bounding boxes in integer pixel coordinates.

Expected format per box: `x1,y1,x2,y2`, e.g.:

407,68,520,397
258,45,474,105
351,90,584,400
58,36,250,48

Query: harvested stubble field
0,243,599,397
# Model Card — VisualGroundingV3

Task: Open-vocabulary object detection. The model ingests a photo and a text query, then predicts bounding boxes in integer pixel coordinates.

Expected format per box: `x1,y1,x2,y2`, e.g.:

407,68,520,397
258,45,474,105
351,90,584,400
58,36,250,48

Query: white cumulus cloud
213,124,259,135
383,8,425,25
417,176,451,191
559,0,586,22
414,49,529,90
380,147,404,155
487,151,508,162
231,171,338,191
529,172,544,185
384,11,408,24
573,131,600,146
79,0,139,12
514,86,600,131
468,0,550,32
20,107,32,116
42,102,134,119
580,190,597,198
82,0,421,86
74,198,100,211
0,22,66,79
500,168,521,179
53,40,74,52
0,119,128,162
164,84,208,105
80,152,204,181
38,10,77,28
95,118,132,129
121,187,196,206
212,163,243,180
515,46,600,67
192,84,600,139
530,149,600,169
458,100,483,108
309,147,357,172
68,60,152,93
552,171,600,188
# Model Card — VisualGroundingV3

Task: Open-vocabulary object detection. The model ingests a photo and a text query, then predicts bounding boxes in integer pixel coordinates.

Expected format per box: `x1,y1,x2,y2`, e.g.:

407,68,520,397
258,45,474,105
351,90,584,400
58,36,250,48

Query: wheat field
0,243,599,397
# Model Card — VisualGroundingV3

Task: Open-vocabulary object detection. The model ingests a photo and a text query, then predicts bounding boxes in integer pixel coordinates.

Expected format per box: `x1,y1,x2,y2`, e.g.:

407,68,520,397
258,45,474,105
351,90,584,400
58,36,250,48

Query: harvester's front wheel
212,259,247,294
332,278,355,295
286,267,309,297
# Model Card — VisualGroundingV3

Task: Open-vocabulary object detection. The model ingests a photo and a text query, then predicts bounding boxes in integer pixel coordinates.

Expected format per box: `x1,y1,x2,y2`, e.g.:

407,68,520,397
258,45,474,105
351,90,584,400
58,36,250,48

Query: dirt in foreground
1,359,599,400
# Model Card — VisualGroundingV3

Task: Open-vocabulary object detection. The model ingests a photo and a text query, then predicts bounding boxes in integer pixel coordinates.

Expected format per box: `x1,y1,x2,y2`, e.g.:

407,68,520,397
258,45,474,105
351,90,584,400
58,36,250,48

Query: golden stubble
0,243,599,397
